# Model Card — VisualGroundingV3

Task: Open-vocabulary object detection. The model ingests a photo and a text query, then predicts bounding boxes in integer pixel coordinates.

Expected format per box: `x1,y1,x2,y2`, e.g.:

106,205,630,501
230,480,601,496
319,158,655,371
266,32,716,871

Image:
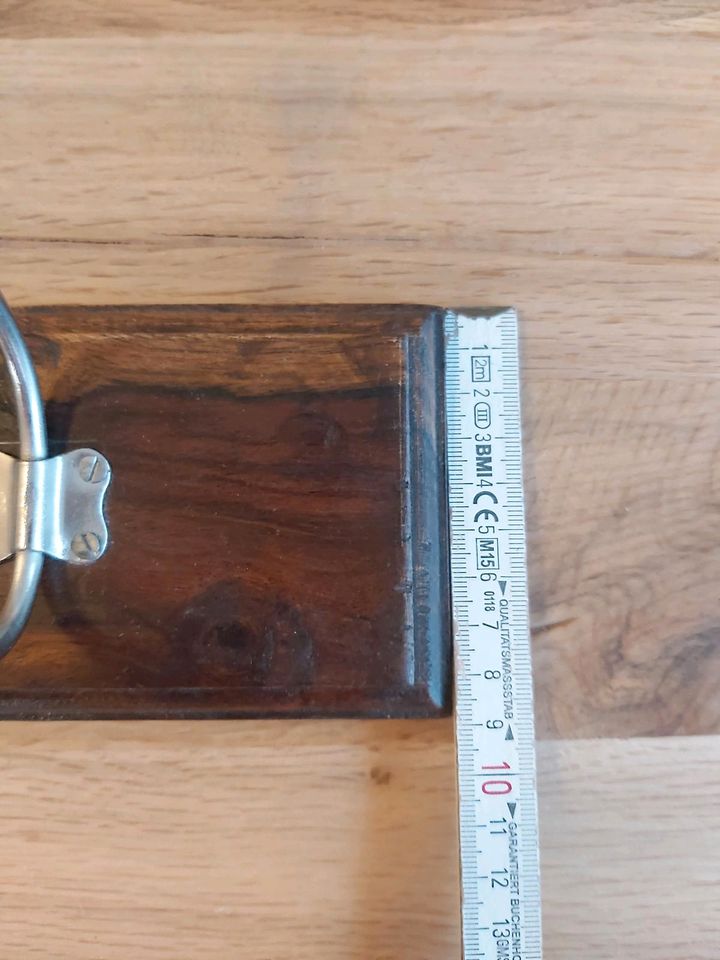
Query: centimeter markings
445,310,542,960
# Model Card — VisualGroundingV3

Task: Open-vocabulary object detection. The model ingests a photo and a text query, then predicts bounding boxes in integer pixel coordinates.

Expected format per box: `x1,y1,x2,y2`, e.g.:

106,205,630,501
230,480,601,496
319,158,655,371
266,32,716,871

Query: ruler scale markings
445,310,542,960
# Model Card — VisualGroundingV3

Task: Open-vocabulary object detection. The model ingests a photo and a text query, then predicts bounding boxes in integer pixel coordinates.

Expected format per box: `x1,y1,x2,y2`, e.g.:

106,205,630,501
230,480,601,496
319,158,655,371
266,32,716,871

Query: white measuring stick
445,309,542,960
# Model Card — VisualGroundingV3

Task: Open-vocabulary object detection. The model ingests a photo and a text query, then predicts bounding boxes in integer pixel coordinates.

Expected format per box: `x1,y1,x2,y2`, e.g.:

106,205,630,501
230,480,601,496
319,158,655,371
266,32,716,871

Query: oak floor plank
0,723,718,960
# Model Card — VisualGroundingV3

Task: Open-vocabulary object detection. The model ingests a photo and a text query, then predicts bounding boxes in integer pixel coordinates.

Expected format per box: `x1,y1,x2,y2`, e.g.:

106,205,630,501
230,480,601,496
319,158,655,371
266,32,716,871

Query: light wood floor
1,1,719,957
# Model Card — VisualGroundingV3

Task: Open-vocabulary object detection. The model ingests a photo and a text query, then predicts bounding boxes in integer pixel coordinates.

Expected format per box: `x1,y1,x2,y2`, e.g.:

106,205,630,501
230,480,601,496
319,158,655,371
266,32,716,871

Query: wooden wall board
0,306,450,719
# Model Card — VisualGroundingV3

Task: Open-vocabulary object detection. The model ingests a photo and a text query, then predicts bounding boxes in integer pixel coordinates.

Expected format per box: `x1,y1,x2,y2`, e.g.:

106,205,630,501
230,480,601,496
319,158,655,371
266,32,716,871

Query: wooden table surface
2,1,719,957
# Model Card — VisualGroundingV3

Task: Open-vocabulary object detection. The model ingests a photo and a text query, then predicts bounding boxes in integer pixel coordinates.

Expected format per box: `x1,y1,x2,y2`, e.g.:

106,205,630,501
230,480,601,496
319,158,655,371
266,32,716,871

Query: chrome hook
0,295,112,659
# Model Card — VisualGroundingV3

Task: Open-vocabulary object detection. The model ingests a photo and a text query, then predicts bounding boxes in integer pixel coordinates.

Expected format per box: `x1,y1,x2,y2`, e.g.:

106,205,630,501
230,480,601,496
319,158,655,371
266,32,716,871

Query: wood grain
0,722,717,960
0,306,449,718
0,0,718,957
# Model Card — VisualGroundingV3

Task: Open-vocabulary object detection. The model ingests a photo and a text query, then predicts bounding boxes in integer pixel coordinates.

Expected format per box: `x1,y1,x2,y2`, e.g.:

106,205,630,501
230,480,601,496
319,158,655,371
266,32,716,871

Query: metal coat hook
0,294,112,659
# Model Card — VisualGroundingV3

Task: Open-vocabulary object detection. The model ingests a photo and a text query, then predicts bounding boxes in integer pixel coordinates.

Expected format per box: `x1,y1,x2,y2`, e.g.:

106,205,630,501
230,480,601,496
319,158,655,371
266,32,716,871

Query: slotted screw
77,454,109,484
71,532,101,562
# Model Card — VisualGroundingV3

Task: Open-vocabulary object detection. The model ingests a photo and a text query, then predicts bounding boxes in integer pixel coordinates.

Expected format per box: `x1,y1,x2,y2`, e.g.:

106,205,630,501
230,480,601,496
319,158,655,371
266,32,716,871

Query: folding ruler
445,310,542,960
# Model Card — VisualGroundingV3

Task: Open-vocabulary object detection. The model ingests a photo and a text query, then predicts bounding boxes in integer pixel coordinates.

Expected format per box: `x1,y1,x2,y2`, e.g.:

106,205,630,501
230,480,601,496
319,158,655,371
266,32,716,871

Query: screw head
71,531,101,562
77,454,109,485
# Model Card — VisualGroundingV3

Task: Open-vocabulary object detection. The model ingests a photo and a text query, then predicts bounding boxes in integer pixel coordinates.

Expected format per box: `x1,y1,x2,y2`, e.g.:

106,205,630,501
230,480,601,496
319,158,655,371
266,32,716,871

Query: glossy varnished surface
0,305,450,718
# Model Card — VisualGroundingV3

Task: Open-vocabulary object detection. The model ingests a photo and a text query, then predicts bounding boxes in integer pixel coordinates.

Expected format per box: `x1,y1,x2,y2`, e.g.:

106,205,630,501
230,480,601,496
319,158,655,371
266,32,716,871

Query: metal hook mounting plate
0,447,111,565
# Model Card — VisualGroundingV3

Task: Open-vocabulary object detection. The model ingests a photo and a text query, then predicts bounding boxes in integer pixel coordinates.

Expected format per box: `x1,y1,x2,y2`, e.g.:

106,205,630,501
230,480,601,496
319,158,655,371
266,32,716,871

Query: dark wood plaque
0,305,450,719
